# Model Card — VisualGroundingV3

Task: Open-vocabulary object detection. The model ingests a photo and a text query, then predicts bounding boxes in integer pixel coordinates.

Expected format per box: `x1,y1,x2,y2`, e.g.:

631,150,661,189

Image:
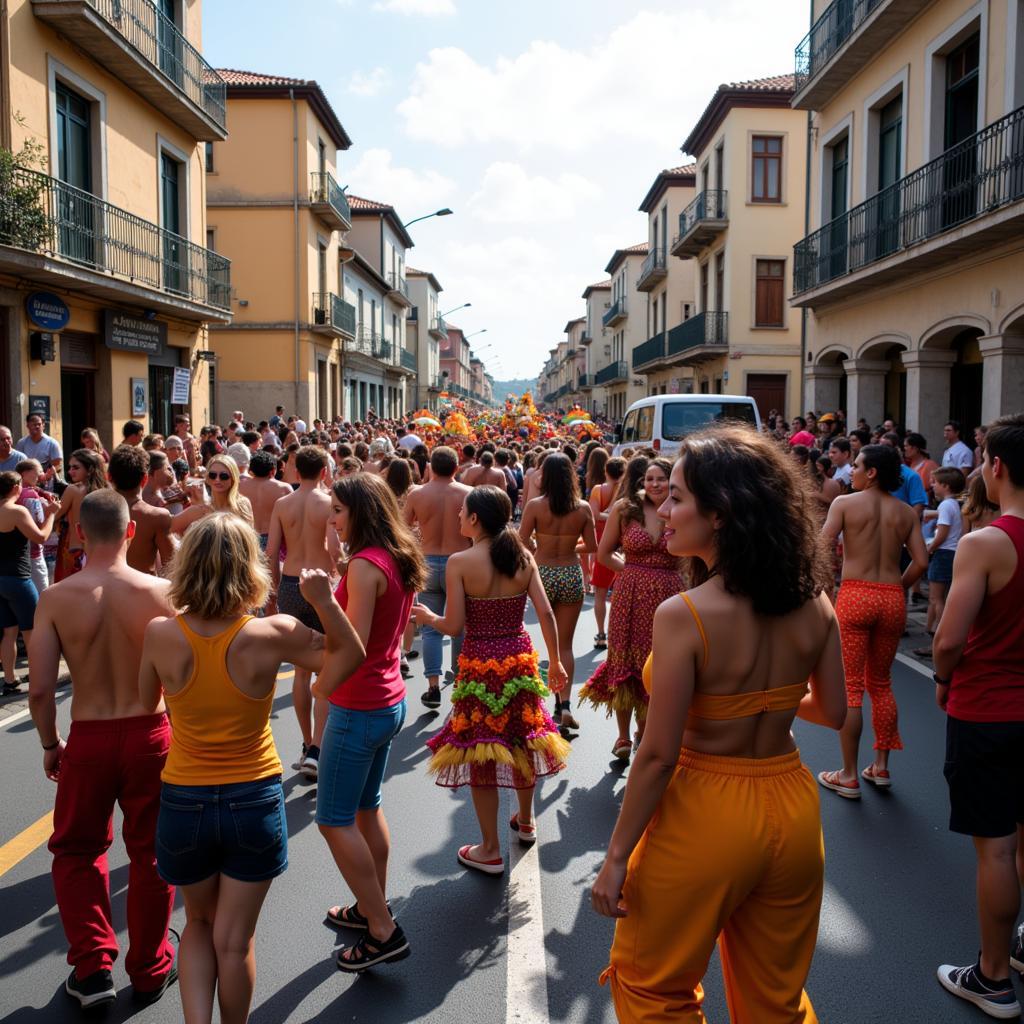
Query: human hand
43,740,65,782
935,682,949,710
547,661,568,694
299,568,333,604
591,857,628,918
411,603,433,627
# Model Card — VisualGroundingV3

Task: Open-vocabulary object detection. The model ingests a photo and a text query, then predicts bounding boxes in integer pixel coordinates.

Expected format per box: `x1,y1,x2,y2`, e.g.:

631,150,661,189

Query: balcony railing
595,360,629,386
580,331,593,345
430,314,448,338
312,292,356,336
32,0,227,137
636,247,667,291
602,297,627,328
352,325,386,358
578,373,595,389
795,0,880,91
400,348,417,372
387,271,410,302
667,312,728,356
0,164,230,311
632,333,666,370
309,172,351,230
793,104,1024,297
672,191,728,258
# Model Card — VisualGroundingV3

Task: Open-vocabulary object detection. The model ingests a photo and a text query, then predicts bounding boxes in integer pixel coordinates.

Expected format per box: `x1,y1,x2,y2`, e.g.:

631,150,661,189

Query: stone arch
998,301,1024,337
814,344,852,366
855,332,911,360
919,314,991,350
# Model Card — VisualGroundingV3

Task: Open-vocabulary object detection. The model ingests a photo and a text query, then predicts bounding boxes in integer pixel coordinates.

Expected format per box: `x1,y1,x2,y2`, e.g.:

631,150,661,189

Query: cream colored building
631,164,700,396
670,76,807,419
601,243,650,423
1,0,229,447
792,0,1024,444
579,279,612,414
406,267,443,410
206,70,351,422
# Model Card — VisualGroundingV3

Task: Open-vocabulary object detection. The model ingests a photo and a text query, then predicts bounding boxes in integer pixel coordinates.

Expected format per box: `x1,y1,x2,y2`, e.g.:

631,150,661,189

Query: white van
612,394,762,457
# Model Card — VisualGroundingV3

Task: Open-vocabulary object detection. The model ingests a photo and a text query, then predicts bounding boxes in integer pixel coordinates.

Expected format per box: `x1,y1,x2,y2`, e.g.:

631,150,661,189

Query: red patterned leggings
836,579,905,751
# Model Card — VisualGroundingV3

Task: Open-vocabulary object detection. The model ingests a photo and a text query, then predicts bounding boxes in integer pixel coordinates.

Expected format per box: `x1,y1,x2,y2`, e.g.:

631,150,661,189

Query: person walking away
265,446,337,778
819,445,927,796
138,515,363,1022
403,446,472,709
592,425,846,1023
239,450,291,552
519,452,596,736
28,490,177,1008
413,486,569,873
462,449,507,489
931,412,1024,1019
589,455,624,649
917,467,966,651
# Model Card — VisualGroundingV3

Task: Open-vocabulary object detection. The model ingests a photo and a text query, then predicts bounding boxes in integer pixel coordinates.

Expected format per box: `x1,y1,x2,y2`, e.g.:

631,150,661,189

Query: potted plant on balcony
0,131,50,253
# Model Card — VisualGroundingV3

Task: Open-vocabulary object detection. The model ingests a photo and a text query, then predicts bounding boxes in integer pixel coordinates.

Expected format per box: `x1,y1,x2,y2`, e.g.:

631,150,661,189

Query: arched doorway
948,329,983,433
857,339,908,429
806,348,849,417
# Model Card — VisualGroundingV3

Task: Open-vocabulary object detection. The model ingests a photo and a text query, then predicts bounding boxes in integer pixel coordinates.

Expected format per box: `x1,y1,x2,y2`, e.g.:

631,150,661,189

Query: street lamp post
440,302,471,318
402,208,453,228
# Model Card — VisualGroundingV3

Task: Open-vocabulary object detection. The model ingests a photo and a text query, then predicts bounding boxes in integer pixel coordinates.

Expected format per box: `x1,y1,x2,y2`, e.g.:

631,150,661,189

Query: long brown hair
69,448,108,493
465,485,530,578
618,455,672,525
332,473,426,592
585,447,609,495
539,452,580,517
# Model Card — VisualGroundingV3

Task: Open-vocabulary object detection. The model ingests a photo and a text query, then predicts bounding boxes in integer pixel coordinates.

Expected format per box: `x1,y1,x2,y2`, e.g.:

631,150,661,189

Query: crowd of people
0,396,1020,1022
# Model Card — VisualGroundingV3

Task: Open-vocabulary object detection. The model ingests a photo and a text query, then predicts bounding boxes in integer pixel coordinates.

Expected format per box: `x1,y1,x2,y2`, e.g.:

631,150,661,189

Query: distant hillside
490,378,538,399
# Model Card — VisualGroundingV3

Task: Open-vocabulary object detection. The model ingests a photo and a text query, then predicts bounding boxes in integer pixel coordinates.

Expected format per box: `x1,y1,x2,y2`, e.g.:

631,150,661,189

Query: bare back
243,475,291,535
122,494,174,574
276,484,334,575
39,565,175,719
829,489,918,584
522,497,594,565
406,476,472,555
462,465,507,489
454,543,535,599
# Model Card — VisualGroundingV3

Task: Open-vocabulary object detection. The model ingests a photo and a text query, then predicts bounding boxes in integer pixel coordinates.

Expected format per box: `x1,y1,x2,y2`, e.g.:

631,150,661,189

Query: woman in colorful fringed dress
413,485,570,875
579,456,684,762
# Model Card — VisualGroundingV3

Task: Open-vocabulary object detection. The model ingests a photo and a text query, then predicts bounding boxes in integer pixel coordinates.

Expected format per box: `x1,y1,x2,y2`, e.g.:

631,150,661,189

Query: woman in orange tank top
139,513,363,1024
591,424,847,1024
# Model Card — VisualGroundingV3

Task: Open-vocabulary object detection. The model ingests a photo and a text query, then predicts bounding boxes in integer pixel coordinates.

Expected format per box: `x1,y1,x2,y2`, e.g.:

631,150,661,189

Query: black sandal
325,900,391,930
421,688,441,709
336,924,410,972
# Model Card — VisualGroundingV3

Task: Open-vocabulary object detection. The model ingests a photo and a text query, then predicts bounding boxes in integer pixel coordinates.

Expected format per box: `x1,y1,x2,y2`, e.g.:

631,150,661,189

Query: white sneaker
300,745,320,780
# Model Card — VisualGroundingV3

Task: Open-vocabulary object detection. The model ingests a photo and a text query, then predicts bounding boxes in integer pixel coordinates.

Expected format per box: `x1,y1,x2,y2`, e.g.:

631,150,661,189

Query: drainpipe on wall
291,88,300,417
799,0,814,414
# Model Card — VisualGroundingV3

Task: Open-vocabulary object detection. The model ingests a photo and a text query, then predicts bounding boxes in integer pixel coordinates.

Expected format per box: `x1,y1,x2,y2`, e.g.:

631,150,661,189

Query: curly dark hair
677,423,832,615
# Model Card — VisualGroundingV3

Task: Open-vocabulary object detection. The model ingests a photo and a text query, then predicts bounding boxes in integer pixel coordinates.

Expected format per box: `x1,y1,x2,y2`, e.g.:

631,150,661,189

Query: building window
206,228,215,252
751,135,782,202
204,141,214,173
755,259,785,327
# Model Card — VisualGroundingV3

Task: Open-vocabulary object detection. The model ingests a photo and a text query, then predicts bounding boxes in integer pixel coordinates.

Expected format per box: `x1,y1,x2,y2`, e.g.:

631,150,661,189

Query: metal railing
595,360,628,385
632,333,666,369
602,297,626,327
430,314,448,337
309,172,351,225
0,164,230,310
679,190,728,240
387,271,409,300
578,373,595,388
86,0,227,130
667,312,728,355
794,104,1024,295
400,348,417,371
312,292,355,334
794,0,884,92
637,247,666,285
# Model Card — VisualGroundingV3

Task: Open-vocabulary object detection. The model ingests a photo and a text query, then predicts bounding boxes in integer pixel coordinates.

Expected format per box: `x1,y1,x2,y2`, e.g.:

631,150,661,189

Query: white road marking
505,838,551,1024
0,707,32,730
894,652,933,679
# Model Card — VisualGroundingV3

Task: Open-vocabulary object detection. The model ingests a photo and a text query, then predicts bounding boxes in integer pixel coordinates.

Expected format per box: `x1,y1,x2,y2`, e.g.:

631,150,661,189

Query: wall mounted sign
28,395,51,427
103,310,167,356
26,292,70,331
171,367,191,405
131,378,148,417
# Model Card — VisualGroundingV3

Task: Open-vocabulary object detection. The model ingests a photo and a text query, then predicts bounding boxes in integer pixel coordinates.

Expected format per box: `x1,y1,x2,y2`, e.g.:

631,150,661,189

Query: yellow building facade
1,0,229,448
792,0,1024,445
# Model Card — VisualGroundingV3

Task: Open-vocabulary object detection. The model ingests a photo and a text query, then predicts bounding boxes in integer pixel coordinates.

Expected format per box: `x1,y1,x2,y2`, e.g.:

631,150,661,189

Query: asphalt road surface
0,598,1016,1023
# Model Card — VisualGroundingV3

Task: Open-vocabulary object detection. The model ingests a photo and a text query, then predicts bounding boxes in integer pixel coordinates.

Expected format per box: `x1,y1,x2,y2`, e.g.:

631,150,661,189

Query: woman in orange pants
591,425,847,1023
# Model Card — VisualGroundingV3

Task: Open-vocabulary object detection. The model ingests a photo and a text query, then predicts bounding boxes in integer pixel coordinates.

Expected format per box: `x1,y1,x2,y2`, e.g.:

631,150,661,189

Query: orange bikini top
641,592,808,720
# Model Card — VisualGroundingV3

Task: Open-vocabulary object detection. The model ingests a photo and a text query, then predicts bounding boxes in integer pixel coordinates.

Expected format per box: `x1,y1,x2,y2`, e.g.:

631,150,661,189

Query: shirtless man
403,445,472,708
239,450,291,550
108,445,175,575
460,450,508,489
819,443,928,797
266,445,335,778
28,490,177,1009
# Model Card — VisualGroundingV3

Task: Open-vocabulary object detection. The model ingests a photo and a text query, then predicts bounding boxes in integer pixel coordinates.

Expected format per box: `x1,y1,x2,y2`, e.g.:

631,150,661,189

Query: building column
979,334,1024,425
804,364,844,415
901,349,956,449
842,359,890,429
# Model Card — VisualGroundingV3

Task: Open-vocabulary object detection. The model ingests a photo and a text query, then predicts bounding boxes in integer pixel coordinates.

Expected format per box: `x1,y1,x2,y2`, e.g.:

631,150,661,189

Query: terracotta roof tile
726,74,797,91
664,162,698,175
683,74,796,158
216,69,310,86
347,194,393,212
623,242,649,254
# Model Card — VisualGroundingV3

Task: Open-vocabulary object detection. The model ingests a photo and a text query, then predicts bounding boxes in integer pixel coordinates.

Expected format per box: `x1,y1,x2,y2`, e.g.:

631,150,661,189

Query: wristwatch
933,673,951,686
41,737,61,750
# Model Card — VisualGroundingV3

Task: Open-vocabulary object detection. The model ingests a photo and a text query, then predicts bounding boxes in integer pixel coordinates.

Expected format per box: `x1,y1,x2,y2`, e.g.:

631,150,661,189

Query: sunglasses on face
208,471,232,481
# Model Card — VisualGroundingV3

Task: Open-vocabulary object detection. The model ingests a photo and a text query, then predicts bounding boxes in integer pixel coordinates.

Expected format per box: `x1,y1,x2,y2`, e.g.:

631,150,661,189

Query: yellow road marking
0,669,296,873
0,811,53,878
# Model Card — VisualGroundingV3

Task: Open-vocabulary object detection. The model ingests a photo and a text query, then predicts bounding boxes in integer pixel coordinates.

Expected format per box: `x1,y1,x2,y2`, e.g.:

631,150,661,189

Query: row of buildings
539,0,1024,447
0,0,492,452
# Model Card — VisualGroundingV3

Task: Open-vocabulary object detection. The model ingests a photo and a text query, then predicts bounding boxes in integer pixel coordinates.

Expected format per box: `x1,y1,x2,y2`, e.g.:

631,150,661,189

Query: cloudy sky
204,0,809,380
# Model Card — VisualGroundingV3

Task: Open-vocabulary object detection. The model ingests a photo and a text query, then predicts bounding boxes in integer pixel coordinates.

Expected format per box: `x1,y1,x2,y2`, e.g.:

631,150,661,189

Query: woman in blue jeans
316,473,426,972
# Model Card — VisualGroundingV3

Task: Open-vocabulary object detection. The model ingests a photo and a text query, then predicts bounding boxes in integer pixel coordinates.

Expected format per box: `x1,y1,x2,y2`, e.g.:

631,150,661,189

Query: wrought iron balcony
636,247,667,291
429,314,448,339
793,104,1024,305
352,325,382,358
578,373,595,390
671,191,728,258
666,312,728,359
580,331,593,345
792,0,930,110
309,173,351,231
387,272,411,305
0,164,230,316
602,297,627,328
312,292,356,336
399,348,417,372
632,333,667,370
595,360,629,386
31,0,227,139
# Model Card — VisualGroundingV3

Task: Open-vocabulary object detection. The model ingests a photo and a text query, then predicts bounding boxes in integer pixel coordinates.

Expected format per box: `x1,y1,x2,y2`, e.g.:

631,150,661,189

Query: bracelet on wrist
41,737,61,751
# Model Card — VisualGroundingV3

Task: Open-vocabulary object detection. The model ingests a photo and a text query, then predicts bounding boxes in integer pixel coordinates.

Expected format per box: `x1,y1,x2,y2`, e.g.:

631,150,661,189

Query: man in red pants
29,489,177,1009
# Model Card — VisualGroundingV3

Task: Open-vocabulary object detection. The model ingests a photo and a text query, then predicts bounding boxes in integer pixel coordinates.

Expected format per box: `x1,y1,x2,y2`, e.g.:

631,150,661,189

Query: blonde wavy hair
206,454,247,519
169,513,270,619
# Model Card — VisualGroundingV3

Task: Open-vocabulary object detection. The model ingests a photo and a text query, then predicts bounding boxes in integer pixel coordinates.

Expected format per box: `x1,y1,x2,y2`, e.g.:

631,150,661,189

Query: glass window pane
767,160,780,199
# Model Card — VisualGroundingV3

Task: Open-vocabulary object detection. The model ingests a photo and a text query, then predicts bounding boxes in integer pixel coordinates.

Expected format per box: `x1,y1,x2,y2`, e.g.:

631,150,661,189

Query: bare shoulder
144,614,179,642
959,524,1012,561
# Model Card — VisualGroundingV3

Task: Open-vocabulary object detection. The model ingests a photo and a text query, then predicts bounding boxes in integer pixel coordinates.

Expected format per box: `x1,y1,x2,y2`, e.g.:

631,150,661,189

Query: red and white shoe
861,765,892,788
457,845,505,875
817,769,861,799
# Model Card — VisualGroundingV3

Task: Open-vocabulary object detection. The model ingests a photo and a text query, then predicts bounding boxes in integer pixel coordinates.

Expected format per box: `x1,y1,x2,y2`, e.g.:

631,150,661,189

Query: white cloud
372,0,456,14
467,162,602,224
347,67,390,97
396,3,802,154
345,148,456,219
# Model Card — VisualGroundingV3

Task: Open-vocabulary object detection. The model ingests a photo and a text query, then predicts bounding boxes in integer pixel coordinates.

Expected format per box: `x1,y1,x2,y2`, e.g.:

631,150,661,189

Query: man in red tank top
932,412,1024,1020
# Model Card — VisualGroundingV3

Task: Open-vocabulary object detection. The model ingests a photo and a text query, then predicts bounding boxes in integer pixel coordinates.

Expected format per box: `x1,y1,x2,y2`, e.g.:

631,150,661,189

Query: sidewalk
0,653,70,725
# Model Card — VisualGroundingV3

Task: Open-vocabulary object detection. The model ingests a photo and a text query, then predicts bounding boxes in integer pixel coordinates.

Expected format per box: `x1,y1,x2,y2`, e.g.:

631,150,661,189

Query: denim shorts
156,776,287,886
928,548,956,584
316,701,407,828
0,575,38,631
